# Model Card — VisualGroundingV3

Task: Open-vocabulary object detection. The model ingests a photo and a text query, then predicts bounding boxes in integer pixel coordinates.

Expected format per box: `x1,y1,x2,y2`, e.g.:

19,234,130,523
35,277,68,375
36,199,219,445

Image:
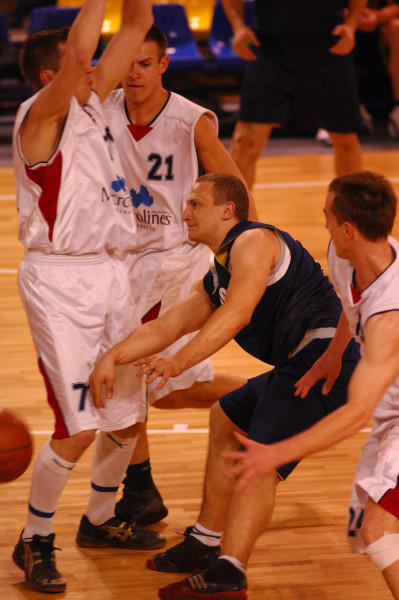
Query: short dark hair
144,25,167,59
196,173,249,221
328,171,397,241
19,26,70,90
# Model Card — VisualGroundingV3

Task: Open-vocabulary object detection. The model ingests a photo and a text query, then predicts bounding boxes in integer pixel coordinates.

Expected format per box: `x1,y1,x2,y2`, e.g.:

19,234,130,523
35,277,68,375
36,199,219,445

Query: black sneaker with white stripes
76,514,166,549
13,531,66,593
146,526,221,573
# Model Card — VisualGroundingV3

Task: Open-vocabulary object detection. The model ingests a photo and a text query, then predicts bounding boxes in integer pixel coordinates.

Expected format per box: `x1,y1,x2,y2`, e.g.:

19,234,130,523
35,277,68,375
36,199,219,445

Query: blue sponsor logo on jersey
111,175,126,192
130,185,154,208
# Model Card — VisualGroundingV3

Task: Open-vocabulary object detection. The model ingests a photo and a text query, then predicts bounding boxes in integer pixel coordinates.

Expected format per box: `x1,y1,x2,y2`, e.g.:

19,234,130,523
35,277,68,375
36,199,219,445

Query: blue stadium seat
28,6,104,62
209,0,255,69
152,3,204,72
0,9,32,109
0,8,10,47
28,6,80,35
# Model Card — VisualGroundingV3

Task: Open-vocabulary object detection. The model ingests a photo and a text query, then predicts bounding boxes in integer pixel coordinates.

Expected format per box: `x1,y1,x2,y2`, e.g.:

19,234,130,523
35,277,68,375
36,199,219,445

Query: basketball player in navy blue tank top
89,172,360,599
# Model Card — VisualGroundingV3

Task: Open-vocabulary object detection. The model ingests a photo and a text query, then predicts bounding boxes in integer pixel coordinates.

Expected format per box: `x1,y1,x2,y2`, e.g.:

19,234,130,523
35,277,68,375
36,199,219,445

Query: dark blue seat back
28,6,103,62
28,6,80,34
0,9,10,47
152,3,204,72
209,0,255,69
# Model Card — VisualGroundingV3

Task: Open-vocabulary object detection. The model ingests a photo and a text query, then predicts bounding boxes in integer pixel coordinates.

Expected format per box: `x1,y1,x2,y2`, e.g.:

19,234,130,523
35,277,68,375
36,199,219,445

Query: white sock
191,521,222,547
85,431,137,525
23,440,76,539
219,554,246,573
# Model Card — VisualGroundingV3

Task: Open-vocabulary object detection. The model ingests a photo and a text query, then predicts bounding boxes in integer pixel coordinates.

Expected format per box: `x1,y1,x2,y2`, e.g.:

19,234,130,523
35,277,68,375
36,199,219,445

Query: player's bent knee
74,428,97,449
365,533,399,571
209,402,240,446
232,134,264,161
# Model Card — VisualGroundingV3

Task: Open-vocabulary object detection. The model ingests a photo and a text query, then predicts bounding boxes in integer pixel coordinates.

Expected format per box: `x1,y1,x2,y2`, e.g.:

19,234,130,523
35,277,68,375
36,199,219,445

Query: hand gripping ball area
0,409,33,482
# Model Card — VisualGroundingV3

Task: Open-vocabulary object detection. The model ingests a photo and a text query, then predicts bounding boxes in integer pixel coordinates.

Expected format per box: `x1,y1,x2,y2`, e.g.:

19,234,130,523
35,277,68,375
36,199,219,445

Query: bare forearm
221,0,244,30
94,0,153,100
120,0,153,29
174,303,248,371
271,400,368,470
274,357,392,466
346,0,369,29
67,0,108,64
376,5,399,24
109,319,182,367
328,310,353,356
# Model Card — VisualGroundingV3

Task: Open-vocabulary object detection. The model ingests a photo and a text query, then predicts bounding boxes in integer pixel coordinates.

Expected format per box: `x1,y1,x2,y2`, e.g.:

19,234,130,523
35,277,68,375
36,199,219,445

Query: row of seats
23,1,256,73
57,0,221,42
0,2,255,119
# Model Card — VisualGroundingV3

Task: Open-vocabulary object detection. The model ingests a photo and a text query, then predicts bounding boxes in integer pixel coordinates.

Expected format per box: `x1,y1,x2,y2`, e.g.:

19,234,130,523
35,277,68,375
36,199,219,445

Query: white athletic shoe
315,128,332,146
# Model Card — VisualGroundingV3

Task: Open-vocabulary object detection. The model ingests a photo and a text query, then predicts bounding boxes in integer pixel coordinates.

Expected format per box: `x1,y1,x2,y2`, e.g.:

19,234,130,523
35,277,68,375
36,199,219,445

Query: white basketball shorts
18,251,146,437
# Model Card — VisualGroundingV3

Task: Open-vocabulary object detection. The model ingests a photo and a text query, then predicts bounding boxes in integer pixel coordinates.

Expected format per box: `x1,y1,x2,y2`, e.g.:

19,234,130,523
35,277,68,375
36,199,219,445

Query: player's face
183,182,226,247
121,41,168,106
324,191,349,258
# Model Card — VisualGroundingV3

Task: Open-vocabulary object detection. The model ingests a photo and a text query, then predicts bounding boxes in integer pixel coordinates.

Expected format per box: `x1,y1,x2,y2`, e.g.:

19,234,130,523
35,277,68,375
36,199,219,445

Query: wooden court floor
1,150,399,599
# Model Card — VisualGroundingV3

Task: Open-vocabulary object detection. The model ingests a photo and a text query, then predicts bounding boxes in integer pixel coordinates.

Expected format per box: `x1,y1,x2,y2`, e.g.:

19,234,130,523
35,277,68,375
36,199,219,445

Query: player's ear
39,69,55,86
343,221,354,238
159,55,169,74
222,201,235,220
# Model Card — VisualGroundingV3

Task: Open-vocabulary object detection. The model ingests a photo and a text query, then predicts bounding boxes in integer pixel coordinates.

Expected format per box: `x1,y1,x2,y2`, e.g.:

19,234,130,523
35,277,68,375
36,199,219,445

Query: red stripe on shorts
38,358,69,439
379,477,399,519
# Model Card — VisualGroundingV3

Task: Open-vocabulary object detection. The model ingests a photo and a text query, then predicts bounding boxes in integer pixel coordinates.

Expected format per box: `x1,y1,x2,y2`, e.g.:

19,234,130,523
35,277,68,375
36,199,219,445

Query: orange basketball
0,409,33,483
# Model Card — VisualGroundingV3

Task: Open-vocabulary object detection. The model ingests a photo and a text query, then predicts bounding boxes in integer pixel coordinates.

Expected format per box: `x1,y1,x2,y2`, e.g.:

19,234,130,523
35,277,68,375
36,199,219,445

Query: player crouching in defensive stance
90,172,360,599
224,171,399,600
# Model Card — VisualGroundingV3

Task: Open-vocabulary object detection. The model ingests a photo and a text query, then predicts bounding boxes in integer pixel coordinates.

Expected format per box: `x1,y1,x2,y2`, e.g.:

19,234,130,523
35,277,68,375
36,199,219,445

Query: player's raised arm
19,0,109,165
194,114,258,220
93,0,153,102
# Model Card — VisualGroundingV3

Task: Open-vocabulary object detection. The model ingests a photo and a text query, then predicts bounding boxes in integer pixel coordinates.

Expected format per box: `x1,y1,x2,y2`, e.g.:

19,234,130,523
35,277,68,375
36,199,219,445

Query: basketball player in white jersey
103,26,257,526
225,171,399,599
11,1,166,594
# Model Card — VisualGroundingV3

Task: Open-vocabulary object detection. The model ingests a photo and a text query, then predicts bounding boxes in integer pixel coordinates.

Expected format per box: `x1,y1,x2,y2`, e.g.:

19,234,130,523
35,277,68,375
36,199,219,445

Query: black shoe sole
24,580,66,594
13,545,66,593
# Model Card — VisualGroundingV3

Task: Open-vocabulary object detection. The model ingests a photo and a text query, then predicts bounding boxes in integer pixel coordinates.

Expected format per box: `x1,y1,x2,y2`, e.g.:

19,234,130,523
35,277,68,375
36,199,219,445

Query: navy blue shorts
220,338,359,479
239,34,363,133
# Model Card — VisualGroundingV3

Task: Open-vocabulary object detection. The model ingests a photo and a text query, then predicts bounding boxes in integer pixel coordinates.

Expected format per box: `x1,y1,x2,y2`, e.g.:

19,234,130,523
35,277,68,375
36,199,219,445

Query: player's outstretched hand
222,432,280,493
135,355,183,390
232,25,260,60
294,349,342,398
330,24,355,55
89,353,117,409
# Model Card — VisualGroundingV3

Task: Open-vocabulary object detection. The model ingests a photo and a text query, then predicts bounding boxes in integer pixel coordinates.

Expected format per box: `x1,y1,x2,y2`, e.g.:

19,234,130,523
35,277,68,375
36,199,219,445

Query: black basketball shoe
146,526,221,573
12,531,66,593
76,514,166,549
